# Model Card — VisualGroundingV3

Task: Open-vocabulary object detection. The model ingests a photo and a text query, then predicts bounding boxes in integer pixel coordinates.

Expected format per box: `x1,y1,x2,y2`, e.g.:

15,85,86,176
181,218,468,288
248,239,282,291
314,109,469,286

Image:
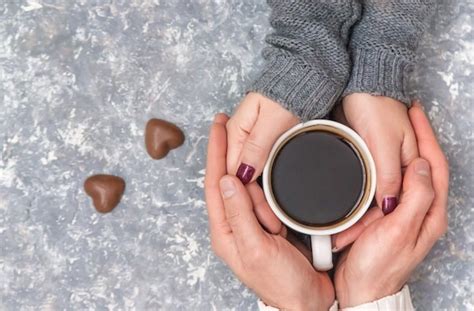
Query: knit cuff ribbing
343,48,413,105
247,56,343,121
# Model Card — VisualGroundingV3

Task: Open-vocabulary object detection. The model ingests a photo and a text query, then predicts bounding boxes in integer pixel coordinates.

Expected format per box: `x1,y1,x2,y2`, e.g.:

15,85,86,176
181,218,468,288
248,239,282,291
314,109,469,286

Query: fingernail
236,163,255,185
415,159,430,176
332,245,347,253
213,113,226,124
220,178,236,199
413,100,424,110
331,236,339,252
382,196,398,215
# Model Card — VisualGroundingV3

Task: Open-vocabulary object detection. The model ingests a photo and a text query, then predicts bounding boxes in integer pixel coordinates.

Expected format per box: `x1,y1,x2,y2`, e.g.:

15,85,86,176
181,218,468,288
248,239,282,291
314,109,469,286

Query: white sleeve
340,285,414,311
257,285,413,311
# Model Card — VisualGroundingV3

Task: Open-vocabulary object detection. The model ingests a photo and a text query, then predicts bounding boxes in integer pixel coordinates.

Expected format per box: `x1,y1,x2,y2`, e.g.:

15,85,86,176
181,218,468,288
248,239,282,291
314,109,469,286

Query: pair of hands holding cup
204,93,448,310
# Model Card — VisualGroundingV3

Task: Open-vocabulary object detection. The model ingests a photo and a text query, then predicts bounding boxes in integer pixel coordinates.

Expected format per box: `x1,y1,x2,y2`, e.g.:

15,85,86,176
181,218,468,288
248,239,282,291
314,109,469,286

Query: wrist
341,93,410,135
343,93,406,109
293,299,331,311
297,275,334,311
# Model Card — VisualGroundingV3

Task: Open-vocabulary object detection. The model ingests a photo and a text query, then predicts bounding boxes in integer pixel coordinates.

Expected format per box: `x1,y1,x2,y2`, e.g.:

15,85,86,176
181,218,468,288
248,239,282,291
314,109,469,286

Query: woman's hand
342,93,419,214
226,93,299,184
205,114,334,311
332,104,449,308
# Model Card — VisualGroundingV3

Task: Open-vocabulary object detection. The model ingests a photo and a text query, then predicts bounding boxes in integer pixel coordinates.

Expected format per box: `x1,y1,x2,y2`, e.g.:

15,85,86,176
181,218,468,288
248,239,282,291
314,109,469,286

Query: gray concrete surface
0,1,472,310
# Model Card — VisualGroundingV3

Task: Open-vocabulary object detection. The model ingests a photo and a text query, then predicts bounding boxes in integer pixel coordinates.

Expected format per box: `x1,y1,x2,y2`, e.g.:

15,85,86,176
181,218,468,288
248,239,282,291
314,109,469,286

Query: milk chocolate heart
145,118,185,159
84,174,125,213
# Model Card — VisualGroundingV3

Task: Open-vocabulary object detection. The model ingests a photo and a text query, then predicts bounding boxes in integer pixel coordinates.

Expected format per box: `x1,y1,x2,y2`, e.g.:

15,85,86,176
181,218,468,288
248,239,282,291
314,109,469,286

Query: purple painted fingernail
236,163,255,185
382,196,398,215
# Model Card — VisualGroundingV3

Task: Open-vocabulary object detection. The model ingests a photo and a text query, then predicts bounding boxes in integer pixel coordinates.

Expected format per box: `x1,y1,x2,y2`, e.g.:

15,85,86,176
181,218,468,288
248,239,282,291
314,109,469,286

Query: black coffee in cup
271,130,365,227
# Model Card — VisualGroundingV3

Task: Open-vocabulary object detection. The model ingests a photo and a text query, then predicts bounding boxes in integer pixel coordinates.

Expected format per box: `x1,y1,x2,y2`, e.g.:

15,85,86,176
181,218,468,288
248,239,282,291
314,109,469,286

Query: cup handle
310,235,333,271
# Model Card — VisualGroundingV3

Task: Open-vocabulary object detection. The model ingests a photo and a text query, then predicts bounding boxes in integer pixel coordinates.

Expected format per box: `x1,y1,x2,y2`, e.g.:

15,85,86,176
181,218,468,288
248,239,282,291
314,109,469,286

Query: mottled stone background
0,0,472,310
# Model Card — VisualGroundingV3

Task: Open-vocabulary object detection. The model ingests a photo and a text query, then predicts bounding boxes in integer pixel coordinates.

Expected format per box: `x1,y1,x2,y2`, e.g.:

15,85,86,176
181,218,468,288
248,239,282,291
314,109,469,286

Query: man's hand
205,114,334,311
332,103,449,307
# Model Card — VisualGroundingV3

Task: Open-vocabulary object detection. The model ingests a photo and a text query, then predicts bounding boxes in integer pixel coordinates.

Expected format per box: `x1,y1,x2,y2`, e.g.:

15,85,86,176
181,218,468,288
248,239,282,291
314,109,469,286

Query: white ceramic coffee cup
262,120,376,271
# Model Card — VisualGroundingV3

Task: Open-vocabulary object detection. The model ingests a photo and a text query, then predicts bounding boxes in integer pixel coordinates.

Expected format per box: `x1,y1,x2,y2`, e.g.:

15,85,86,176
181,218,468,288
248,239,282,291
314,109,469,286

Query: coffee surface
271,131,364,226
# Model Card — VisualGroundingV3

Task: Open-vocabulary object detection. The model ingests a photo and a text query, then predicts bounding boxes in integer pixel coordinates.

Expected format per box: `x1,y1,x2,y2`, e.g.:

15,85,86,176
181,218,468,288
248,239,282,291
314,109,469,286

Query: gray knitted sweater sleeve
343,1,436,104
248,0,435,120
247,0,361,121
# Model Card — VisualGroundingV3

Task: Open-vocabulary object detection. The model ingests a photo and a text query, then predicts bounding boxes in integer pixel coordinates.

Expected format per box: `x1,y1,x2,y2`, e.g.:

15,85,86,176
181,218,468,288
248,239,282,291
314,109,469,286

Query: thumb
393,158,435,229
219,175,267,252
370,137,403,215
331,207,384,252
236,104,298,185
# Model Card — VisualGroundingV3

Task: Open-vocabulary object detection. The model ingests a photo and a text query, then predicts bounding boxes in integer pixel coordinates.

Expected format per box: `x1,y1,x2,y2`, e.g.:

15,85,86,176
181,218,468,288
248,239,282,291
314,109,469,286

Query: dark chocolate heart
84,174,125,213
145,119,185,159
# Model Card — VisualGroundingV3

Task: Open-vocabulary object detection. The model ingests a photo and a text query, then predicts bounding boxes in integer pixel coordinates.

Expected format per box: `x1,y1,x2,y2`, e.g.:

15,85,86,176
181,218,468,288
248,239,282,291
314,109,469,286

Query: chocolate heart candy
145,119,185,159
84,174,125,213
